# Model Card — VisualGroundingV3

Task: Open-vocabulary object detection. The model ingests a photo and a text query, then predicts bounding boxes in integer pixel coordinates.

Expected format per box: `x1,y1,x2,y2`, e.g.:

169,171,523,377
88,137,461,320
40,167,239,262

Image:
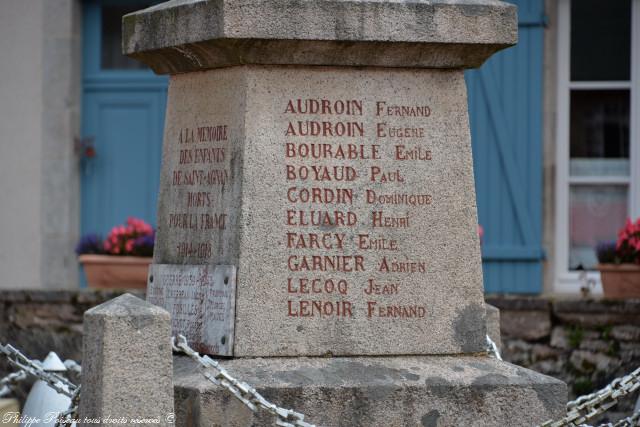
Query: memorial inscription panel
152,69,244,266
234,67,486,356
149,70,244,355
147,264,236,355
151,67,486,357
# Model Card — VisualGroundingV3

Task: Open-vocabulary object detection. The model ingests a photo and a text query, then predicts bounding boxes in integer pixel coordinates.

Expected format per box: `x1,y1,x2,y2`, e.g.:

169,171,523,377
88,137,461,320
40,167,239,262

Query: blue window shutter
465,0,545,294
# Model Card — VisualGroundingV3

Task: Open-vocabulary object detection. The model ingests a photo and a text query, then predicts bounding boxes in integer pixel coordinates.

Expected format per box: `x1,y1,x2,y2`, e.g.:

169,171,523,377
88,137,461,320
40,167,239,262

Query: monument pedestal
124,1,567,425
173,355,565,427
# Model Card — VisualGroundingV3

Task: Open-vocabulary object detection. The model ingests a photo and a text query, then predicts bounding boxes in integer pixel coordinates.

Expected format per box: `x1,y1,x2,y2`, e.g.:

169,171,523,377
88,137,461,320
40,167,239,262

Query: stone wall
0,290,138,401
1,291,639,419
487,297,640,421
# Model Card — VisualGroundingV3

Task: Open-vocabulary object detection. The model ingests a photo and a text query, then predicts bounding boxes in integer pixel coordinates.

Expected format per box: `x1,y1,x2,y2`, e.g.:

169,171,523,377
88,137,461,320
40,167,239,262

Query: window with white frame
556,0,640,293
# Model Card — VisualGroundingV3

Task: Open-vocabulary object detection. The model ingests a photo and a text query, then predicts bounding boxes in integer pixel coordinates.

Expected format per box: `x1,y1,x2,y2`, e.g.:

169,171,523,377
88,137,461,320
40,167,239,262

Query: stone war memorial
122,0,567,425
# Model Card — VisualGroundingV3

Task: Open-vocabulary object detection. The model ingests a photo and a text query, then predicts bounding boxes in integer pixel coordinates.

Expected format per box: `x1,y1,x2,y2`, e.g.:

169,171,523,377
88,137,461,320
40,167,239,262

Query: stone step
173,354,566,427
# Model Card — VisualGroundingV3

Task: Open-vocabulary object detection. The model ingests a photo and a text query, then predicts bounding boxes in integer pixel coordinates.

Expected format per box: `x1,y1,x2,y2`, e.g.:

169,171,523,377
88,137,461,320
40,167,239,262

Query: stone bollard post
79,293,174,426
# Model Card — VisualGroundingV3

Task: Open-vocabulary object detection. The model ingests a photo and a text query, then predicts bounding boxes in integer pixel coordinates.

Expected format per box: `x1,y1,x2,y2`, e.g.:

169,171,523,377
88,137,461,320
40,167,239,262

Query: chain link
0,370,27,397
172,335,315,427
0,342,80,427
574,408,640,427
0,343,78,398
539,367,640,427
63,359,82,376
56,360,81,426
608,408,640,427
486,335,502,361
2,334,639,427
55,386,81,427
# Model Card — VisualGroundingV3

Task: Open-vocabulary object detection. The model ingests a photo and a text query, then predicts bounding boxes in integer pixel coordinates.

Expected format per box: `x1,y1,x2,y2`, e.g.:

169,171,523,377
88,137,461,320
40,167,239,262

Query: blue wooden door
466,0,545,293
81,1,167,241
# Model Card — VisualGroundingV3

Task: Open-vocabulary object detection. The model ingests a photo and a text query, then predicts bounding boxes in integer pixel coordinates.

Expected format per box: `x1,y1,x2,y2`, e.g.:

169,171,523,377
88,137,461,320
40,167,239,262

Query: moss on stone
572,376,594,396
567,326,585,349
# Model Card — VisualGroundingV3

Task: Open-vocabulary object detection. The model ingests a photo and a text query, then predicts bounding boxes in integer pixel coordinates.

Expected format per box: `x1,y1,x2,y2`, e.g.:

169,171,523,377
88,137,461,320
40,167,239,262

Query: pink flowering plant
616,217,640,264
76,217,155,257
597,217,640,265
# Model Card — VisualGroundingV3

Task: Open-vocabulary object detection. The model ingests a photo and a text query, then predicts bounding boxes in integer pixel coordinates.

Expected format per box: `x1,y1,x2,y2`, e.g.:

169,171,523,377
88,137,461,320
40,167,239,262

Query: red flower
615,217,640,264
103,217,154,256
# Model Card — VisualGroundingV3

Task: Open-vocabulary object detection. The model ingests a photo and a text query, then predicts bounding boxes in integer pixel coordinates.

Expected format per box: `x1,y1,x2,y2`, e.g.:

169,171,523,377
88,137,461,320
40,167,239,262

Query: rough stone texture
500,309,551,340
553,299,640,327
79,293,174,426
610,325,640,341
485,303,502,351
153,65,486,357
123,0,517,74
4,292,639,422
0,292,497,364
569,350,619,375
579,339,612,353
153,67,244,267
531,344,562,363
487,296,640,425
487,297,550,312
173,354,566,427
549,326,570,350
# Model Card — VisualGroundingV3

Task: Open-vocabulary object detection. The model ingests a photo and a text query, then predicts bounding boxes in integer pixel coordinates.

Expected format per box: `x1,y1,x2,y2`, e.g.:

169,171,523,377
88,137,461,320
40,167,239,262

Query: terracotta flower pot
598,263,640,299
79,254,152,289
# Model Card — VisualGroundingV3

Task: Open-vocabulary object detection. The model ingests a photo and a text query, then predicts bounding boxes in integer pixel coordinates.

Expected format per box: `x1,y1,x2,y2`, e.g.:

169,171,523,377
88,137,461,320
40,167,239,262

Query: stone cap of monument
123,0,517,74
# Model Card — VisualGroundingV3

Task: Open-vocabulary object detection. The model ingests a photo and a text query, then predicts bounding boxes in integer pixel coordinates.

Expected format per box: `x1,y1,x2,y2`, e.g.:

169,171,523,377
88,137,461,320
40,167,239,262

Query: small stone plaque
147,264,236,356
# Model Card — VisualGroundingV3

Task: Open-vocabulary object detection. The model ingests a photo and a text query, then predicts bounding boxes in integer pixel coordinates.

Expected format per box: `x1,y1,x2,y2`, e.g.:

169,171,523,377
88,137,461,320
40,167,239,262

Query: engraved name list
283,98,433,321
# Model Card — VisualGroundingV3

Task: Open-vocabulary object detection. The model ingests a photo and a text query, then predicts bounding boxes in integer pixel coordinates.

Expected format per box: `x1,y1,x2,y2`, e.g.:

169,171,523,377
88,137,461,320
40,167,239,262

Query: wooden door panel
81,91,164,237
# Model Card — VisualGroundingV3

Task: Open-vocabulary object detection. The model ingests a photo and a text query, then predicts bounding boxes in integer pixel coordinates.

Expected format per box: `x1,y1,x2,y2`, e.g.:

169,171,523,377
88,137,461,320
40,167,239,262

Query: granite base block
173,355,566,427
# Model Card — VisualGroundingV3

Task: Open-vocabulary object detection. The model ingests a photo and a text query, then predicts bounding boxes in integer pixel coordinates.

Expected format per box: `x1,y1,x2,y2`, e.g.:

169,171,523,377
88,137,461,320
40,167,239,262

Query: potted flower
596,217,640,299
76,217,154,289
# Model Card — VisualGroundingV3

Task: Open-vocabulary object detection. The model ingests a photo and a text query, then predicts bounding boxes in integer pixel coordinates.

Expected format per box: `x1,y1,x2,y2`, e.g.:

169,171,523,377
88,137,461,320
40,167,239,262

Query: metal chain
0,342,80,427
486,335,502,361
539,367,640,427
0,343,78,398
609,408,640,427
575,408,640,427
3,335,640,427
55,386,81,427
0,370,27,397
172,335,315,427
64,359,82,376
58,357,81,425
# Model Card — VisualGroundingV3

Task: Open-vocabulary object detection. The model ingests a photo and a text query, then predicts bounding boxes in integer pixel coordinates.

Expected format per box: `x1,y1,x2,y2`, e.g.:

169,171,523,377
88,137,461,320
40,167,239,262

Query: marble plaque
147,264,236,356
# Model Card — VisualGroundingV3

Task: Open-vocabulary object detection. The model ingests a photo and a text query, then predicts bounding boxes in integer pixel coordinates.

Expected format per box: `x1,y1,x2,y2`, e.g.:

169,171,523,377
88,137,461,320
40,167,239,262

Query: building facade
0,0,637,295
